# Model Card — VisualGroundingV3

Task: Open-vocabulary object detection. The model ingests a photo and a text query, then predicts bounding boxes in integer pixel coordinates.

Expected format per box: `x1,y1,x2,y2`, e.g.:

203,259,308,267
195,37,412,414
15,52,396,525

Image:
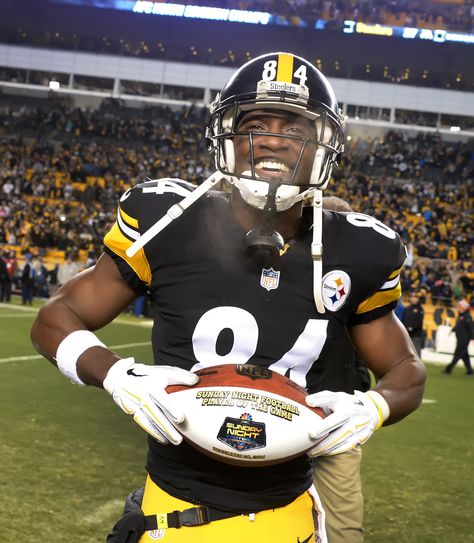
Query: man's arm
349,311,426,425
31,252,138,387
306,311,426,456
31,251,198,445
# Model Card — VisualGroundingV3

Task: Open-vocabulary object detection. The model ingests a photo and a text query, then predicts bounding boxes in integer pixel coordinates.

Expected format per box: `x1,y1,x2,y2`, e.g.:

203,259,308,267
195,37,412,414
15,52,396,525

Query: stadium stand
2,0,473,90
0,0,472,345
0,95,472,309
169,0,474,33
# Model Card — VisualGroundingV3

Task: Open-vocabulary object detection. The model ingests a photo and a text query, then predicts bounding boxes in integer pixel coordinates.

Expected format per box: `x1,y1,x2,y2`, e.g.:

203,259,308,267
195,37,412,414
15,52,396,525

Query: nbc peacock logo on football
322,270,351,311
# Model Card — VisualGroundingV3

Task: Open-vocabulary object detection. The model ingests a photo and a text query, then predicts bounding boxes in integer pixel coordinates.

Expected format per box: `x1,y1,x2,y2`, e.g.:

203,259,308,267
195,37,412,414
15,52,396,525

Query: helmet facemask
207,93,345,212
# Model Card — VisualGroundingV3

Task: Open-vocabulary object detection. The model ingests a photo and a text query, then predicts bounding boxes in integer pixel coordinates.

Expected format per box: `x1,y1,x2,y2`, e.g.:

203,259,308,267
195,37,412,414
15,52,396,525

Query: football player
31,52,426,543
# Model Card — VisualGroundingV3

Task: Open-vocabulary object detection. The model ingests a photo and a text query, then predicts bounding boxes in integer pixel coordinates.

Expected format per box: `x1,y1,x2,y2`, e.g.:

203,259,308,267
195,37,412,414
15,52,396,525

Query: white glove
306,390,389,457
103,357,199,445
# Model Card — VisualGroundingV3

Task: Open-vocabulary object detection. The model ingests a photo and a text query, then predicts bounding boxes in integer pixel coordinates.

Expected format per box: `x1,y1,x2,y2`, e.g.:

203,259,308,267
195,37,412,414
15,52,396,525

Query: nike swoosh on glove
306,390,389,457
103,357,199,445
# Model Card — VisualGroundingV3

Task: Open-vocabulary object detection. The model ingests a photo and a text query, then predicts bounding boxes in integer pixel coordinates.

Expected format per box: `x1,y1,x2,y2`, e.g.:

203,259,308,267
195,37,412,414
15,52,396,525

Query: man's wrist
55,330,119,387
77,347,121,388
365,390,390,430
55,330,106,385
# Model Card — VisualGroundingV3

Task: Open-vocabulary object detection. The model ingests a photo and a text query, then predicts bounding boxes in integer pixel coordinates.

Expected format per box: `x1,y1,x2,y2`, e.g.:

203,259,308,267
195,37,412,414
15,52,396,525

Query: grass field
1,298,472,543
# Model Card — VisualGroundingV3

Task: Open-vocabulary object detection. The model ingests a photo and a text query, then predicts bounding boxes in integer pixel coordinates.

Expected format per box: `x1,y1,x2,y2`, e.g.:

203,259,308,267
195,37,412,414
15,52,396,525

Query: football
166,364,326,466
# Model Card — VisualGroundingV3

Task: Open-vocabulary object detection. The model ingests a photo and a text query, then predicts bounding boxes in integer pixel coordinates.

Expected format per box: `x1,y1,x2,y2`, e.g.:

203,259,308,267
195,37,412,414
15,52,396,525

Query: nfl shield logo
260,268,280,291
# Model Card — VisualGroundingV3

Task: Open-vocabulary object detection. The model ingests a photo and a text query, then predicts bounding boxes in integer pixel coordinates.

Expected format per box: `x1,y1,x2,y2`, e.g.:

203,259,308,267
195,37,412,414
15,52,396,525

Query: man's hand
103,358,199,444
306,390,388,457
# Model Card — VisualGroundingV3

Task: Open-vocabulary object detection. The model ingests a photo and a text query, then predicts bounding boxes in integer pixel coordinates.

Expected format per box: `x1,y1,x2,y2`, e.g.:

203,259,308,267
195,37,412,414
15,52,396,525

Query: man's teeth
255,161,290,172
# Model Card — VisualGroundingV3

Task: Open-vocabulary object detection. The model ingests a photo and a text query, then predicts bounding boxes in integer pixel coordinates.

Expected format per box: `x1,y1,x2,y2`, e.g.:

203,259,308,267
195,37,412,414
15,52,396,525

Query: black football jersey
103,178,406,512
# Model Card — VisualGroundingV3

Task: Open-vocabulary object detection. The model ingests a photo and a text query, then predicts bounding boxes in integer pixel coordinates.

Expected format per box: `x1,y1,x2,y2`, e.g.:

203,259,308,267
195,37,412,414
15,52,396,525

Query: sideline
0,313,40,318
0,303,37,312
0,341,150,365
0,302,153,327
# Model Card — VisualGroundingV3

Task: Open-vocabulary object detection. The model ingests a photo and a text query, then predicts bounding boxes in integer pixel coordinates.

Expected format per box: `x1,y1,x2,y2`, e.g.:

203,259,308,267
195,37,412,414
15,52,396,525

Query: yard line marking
0,354,42,363
114,317,153,327
0,341,150,365
0,303,38,312
0,313,38,318
422,398,437,404
83,499,124,524
106,341,151,350
0,303,153,327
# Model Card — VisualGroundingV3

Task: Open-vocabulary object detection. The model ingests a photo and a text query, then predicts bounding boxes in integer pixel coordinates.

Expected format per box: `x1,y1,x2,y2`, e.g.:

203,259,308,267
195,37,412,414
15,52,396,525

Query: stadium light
49,80,60,90
449,126,461,132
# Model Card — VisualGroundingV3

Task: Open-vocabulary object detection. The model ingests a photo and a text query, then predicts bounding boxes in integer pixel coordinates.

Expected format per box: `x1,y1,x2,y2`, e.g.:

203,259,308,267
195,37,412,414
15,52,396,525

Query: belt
145,505,239,530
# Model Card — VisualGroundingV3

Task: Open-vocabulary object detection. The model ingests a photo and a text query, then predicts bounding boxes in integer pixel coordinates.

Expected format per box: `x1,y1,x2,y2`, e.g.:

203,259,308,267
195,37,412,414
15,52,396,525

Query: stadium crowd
1,1,473,92
197,0,474,33
0,97,472,305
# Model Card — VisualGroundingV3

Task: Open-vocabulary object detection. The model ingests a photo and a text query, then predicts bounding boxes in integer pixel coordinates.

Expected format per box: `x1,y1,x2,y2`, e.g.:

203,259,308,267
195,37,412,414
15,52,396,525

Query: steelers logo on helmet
206,51,345,211
321,270,351,312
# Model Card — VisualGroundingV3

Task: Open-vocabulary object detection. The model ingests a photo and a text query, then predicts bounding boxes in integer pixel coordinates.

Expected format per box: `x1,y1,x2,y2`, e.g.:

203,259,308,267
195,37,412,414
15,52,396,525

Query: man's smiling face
233,109,320,186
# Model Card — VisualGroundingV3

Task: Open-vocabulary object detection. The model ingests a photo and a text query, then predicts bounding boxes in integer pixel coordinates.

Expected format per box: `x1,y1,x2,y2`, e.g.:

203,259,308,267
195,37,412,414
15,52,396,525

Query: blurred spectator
34,257,50,298
21,253,35,305
442,299,474,376
3,250,18,301
394,298,405,322
0,250,14,301
49,263,59,287
430,276,453,307
401,292,425,356
0,252,9,302
458,264,474,299
133,294,147,318
57,254,82,286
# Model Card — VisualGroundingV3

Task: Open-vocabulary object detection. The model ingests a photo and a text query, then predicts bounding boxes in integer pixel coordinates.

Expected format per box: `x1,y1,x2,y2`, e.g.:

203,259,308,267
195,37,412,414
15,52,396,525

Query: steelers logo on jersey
322,270,351,312
148,528,165,540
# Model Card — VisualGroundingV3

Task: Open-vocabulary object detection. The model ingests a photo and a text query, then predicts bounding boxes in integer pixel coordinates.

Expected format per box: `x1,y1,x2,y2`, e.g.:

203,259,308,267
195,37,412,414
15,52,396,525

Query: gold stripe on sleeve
356,282,401,314
277,53,294,83
104,222,152,285
387,266,403,280
119,206,139,229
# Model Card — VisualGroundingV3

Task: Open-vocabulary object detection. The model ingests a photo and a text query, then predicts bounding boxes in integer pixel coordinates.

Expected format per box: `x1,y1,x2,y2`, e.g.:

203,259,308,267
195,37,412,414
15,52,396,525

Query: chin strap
312,189,325,314
126,172,225,258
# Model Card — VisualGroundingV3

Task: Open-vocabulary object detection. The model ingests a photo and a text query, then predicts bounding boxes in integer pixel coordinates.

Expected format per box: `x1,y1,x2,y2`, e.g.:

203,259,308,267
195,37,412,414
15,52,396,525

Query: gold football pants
138,475,326,542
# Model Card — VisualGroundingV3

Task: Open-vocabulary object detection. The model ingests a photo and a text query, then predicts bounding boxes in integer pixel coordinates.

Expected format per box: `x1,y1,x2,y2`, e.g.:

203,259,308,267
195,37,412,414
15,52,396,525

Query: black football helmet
207,52,345,211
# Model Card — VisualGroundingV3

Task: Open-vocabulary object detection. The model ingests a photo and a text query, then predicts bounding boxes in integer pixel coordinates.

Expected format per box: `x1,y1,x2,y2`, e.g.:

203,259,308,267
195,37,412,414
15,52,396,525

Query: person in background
401,292,425,357
4,250,18,302
133,294,146,318
0,251,9,302
442,299,473,376
312,342,370,543
57,253,82,286
311,195,370,543
34,257,50,298
21,253,35,305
